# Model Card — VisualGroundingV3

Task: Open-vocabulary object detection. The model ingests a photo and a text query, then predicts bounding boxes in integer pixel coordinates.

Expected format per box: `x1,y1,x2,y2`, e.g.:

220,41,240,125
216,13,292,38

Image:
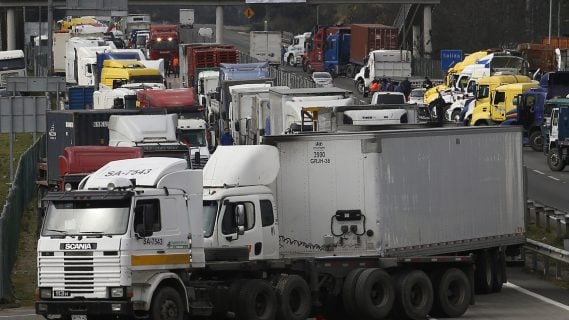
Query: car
311,72,333,87
409,88,426,105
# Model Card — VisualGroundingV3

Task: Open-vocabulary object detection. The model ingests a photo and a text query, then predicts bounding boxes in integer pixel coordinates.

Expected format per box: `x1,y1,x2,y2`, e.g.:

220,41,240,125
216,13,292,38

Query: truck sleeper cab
100,60,163,90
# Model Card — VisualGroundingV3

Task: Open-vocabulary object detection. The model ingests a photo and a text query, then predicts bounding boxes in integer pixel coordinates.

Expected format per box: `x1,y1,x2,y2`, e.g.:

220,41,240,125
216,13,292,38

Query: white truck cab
177,117,211,168
354,50,412,94
284,32,311,67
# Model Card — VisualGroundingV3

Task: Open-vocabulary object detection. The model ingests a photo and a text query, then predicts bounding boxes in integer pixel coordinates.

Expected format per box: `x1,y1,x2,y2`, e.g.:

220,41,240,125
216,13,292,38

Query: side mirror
236,204,245,235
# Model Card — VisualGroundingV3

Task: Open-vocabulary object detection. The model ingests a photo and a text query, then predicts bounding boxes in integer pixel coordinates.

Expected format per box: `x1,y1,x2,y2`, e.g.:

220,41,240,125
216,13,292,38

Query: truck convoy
148,24,179,61
36,126,525,320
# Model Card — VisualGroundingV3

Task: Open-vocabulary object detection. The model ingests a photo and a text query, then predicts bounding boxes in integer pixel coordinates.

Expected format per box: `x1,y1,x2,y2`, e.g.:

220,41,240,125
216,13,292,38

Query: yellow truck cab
470,75,533,126
100,60,163,89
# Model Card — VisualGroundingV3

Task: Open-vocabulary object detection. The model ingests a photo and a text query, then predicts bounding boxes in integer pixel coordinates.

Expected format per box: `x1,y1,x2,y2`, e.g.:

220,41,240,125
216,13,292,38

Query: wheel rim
160,299,179,320
453,112,460,122
357,81,364,93
551,152,561,167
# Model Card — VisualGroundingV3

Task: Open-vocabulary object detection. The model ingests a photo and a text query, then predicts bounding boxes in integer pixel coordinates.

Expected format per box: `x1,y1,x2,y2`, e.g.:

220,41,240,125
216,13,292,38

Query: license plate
53,290,70,297
71,316,87,320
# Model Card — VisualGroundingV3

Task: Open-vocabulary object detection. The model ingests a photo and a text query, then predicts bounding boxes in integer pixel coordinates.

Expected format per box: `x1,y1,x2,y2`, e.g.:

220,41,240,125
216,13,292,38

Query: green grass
0,133,39,305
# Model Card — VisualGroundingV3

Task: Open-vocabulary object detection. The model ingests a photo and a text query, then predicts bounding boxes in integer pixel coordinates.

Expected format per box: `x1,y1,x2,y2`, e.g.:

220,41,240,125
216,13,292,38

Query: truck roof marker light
107,183,116,191
64,183,73,192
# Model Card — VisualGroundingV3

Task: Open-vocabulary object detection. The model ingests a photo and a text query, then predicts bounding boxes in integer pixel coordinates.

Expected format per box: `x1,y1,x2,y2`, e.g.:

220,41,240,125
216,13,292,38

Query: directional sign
440,49,463,71
244,7,255,19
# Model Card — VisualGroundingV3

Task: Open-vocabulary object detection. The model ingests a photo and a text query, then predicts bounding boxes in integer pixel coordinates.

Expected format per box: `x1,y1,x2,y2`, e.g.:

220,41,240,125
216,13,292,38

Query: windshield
0,57,25,71
42,199,131,236
203,200,219,237
313,72,331,79
375,94,405,104
410,90,424,97
179,129,207,147
131,75,164,84
150,40,178,51
477,85,490,100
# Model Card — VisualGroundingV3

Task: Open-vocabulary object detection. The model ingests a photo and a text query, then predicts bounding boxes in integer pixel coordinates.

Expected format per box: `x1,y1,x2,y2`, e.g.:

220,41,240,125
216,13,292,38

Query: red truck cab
137,88,200,113
302,26,349,73
148,24,179,61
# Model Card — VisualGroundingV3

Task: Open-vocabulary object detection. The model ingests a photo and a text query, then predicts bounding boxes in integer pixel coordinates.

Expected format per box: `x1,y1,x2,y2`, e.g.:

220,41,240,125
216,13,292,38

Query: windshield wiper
81,231,110,238
46,229,68,235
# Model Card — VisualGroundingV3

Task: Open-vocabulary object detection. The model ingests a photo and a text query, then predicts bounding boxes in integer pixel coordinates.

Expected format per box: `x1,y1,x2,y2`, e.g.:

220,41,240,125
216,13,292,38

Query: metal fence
0,135,43,302
413,57,444,80
25,45,51,77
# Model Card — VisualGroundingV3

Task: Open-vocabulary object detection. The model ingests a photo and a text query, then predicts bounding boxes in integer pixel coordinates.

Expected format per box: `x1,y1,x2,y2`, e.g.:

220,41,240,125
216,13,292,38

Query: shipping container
541,36,569,49
349,24,399,65
67,86,95,110
249,31,283,65
179,44,239,88
516,43,557,73
45,109,139,184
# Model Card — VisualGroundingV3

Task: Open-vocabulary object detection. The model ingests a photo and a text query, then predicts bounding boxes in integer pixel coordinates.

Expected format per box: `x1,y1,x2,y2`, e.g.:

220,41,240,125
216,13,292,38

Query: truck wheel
529,131,543,152
355,268,394,319
548,149,566,171
491,250,506,293
238,279,277,320
431,268,471,318
475,251,495,294
275,275,311,320
150,286,185,320
356,79,365,94
393,270,433,320
288,55,296,67
451,110,461,122
341,268,366,317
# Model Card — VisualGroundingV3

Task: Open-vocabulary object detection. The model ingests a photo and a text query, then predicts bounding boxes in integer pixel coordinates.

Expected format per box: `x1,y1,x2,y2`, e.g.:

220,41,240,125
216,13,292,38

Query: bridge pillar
422,5,432,59
215,6,224,44
6,8,16,50
412,24,421,59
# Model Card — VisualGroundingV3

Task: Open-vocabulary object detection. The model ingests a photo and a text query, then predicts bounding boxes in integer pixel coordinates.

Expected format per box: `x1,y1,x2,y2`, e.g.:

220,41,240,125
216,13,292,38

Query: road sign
440,49,463,71
244,7,255,19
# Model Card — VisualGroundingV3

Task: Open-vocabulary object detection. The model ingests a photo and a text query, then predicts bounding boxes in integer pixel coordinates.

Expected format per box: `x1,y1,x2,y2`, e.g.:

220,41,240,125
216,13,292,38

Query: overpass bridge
1,0,439,70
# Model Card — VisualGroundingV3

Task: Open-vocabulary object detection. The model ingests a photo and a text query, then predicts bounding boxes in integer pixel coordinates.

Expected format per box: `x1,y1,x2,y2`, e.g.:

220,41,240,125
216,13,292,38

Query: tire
451,110,461,122
547,148,566,171
431,268,471,318
341,268,366,317
275,275,311,320
529,131,543,152
474,120,488,126
237,279,277,320
474,251,494,294
150,286,185,320
355,79,365,94
287,55,296,67
491,250,506,293
354,268,395,319
393,270,433,320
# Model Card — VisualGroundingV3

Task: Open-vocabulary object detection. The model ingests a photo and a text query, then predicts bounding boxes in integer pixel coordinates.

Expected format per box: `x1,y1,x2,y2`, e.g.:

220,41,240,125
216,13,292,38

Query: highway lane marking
548,176,561,181
0,315,37,318
505,282,569,311
533,170,545,175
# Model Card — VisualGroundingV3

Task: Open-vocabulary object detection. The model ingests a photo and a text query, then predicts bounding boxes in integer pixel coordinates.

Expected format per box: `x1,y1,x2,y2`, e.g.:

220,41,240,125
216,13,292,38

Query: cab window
493,91,505,104
221,202,255,235
134,199,161,232
260,200,274,227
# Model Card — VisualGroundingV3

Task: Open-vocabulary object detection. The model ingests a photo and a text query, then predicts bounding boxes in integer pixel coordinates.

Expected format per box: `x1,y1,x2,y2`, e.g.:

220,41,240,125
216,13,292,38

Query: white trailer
354,50,412,94
52,32,71,75
249,31,282,66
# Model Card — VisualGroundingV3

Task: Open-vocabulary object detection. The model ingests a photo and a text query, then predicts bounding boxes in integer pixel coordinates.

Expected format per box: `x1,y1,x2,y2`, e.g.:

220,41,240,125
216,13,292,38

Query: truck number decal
310,142,331,165
143,237,163,245
104,169,153,177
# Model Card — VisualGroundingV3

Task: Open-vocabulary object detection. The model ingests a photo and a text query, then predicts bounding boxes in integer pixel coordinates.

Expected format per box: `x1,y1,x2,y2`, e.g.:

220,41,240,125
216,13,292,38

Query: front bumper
36,300,132,317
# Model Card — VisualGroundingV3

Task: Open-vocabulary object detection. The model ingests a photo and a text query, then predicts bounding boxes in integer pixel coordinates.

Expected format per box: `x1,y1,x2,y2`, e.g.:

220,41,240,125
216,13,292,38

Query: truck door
559,107,569,140
217,196,264,260
259,198,278,259
130,196,191,269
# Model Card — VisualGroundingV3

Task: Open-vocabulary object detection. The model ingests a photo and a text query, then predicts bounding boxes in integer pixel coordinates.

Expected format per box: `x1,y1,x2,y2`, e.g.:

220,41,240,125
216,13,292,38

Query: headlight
110,287,125,298
39,287,52,299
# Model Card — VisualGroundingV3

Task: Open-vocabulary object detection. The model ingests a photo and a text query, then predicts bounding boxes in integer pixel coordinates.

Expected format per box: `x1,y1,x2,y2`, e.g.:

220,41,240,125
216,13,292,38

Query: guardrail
524,200,569,280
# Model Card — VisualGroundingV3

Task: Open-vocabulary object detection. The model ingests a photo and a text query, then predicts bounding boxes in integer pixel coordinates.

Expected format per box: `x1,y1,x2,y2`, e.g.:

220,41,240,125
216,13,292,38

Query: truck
148,24,179,61
268,87,355,134
179,44,239,88
99,60,163,90
283,32,311,67
177,117,210,168
36,126,526,320
58,146,143,190
95,50,165,89
302,25,351,76
122,14,151,39
108,114,192,161
0,50,26,87
227,83,274,145
93,83,165,110
345,24,399,78
508,71,569,151
65,37,110,84
544,99,569,170
470,82,539,127
249,31,283,66
52,32,72,75
353,50,412,95
197,70,220,108
136,88,198,111
70,46,113,86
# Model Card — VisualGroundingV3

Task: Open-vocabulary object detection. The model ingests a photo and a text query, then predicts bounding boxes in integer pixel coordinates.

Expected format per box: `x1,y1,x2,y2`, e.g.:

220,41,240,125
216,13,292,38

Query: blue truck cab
324,31,351,77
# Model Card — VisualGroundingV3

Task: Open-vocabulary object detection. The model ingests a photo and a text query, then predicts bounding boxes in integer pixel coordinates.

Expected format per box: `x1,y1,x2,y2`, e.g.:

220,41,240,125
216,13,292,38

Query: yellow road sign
244,7,255,19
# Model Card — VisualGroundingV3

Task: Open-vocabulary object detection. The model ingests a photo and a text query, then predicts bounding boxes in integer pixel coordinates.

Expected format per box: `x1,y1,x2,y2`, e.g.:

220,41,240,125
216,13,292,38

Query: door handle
156,250,165,254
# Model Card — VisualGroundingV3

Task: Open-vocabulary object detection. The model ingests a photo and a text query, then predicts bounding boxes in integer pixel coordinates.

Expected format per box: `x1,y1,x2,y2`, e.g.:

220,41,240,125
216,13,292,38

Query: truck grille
38,251,121,298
